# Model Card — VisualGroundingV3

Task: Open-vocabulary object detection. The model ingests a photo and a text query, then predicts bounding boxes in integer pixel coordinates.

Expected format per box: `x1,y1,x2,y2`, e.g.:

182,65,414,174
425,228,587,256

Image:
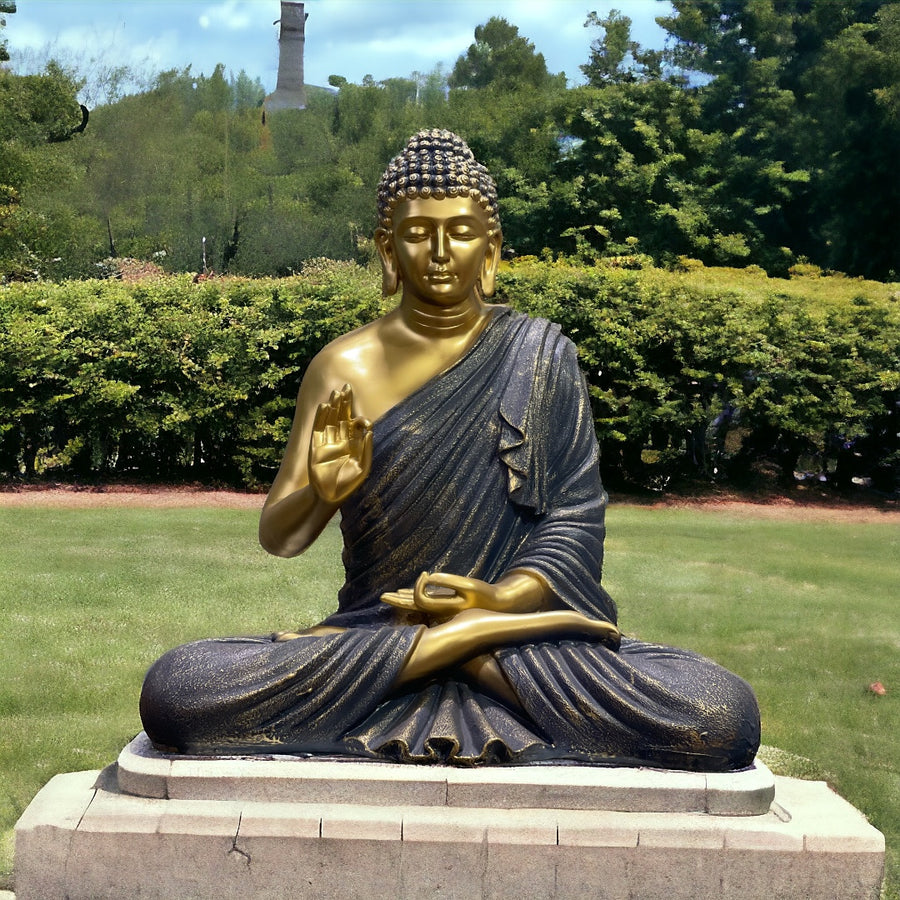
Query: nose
431,227,449,263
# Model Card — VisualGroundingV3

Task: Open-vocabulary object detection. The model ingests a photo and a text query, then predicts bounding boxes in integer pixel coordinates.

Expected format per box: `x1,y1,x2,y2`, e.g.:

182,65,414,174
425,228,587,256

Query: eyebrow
399,216,483,227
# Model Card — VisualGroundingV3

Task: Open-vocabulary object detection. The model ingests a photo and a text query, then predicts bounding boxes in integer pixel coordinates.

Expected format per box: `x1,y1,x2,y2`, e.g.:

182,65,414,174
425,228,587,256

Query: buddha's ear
375,227,399,297
480,231,503,298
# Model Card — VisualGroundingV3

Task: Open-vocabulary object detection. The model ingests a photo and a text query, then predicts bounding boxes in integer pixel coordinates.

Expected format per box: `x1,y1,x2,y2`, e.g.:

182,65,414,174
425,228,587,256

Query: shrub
499,260,900,491
1,262,897,493
0,264,386,487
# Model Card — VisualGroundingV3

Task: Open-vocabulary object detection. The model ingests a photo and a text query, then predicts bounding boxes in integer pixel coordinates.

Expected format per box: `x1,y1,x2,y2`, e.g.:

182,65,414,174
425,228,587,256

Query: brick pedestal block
14,734,884,900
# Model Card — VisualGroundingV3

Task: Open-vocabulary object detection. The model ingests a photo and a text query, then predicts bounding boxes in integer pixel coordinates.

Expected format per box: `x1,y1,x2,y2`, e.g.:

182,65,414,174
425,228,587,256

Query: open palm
308,383,373,504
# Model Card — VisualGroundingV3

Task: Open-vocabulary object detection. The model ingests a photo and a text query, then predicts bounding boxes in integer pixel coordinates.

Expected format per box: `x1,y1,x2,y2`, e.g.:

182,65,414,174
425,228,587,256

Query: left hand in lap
381,572,512,621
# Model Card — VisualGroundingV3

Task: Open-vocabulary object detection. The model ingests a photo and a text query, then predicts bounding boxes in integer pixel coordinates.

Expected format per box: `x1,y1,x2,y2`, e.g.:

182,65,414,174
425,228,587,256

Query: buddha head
375,130,503,302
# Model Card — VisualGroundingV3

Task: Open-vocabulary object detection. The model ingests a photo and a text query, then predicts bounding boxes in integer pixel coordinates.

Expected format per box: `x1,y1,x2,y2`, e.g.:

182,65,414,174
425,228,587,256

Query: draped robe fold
140,308,760,770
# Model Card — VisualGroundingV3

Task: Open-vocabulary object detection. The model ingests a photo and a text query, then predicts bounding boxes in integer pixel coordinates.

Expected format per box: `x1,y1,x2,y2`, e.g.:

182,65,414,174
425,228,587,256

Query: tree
554,76,726,263
797,3,900,277
581,9,664,85
440,19,569,256
658,0,898,277
539,12,764,266
656,1,812,271
0,56,87,279
195,63,231,114
0,61,84,144
449,17,565,91
231,70,265,110
410,65,449,110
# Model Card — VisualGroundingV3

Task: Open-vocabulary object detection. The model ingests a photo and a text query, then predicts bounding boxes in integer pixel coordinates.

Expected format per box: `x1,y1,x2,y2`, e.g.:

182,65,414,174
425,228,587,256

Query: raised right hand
308,383,373,505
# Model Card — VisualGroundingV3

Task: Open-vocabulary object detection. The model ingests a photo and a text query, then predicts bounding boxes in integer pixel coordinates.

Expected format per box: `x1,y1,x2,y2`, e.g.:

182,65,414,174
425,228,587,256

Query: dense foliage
2,263,897,493
507,261,900,493
1,4,899,281
0,261,387,486
1,5,898,496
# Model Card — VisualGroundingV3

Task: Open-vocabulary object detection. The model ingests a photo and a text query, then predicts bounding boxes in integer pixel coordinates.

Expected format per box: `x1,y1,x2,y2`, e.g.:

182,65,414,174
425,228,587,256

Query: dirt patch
610,483,900,522
1,483,897,522
0,484,264,510
622,496,899,523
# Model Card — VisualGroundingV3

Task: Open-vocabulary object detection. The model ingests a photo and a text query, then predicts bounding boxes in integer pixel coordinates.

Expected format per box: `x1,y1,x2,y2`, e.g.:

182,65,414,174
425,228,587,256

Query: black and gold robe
140,308,760,770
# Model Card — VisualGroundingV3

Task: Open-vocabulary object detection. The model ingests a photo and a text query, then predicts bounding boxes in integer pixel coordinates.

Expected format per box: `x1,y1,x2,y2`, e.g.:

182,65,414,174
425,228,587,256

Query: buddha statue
140,130,760,770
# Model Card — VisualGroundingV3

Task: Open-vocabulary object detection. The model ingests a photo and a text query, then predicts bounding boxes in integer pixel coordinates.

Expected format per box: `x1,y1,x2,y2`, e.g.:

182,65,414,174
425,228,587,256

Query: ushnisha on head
376,129,501,235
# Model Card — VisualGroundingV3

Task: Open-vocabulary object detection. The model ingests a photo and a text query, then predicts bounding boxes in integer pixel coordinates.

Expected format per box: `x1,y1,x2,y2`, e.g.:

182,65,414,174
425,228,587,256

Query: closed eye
401,227,430,242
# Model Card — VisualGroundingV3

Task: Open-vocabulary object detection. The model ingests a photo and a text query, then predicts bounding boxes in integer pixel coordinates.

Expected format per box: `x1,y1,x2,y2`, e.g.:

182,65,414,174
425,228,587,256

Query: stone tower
265,1,308,111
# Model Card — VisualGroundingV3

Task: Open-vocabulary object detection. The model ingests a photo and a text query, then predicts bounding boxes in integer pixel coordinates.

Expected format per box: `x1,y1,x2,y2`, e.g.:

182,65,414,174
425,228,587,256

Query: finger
421,571,477,597
601,622,622,650
413,571,431,602
414,593,467,615
360,428,373,472
313,402,330,433
413,573,460,610
339,386,352,422
326,390,342,426
349,418,372,455
380,592,417,610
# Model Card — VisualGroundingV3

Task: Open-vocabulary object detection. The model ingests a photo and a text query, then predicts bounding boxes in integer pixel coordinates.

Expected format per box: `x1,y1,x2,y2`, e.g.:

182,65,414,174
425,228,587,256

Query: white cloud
197,0,261,33
359,31,472,61
3,19,51,51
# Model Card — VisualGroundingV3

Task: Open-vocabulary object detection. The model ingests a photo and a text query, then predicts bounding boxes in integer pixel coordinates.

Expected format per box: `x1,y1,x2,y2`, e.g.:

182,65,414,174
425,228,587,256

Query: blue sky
5,0,673,98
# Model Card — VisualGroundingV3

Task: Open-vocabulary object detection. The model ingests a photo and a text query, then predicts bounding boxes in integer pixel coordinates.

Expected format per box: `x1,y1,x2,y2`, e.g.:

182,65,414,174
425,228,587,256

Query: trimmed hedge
0,261,387,487
505,262,900,492
1,261,897,492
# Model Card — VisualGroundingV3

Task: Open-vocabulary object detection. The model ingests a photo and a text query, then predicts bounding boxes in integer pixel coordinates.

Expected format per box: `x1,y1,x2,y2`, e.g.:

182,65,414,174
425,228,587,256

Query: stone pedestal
14,733,884,899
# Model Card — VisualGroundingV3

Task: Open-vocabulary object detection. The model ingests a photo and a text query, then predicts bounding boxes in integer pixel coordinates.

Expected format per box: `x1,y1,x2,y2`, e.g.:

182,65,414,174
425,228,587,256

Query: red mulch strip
1,483,896,521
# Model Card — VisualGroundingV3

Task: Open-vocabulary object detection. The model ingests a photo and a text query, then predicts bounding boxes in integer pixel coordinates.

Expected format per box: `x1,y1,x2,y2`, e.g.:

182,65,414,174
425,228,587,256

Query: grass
604,505,899,898
1,501,897,896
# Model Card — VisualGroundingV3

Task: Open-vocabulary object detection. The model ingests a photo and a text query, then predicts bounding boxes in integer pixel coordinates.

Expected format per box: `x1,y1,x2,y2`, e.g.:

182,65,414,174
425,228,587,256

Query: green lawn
1,501,897,896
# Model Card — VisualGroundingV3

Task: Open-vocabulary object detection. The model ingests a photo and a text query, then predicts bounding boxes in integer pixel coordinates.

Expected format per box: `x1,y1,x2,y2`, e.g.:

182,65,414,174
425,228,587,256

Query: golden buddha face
376,197,502,305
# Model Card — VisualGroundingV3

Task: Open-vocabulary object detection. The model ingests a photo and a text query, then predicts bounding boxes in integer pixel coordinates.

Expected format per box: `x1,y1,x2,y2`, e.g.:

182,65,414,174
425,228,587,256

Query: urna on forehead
377,129,501,233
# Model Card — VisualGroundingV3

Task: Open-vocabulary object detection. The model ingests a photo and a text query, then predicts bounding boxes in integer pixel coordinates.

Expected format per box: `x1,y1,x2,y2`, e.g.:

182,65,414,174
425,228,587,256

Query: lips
426,270,455,283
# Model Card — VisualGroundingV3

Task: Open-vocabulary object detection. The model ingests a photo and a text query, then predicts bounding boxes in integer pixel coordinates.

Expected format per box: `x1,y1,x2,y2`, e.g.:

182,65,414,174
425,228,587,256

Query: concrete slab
14,755,884,900
117,731,775,815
